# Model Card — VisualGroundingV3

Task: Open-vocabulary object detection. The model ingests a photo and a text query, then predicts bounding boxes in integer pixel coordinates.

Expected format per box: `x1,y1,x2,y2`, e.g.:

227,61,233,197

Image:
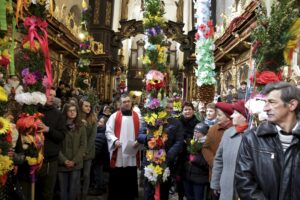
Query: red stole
110,111,140,168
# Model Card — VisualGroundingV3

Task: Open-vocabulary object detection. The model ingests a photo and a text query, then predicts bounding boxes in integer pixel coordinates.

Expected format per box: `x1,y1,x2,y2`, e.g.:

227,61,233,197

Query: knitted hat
215,102,234,118
194,122,210,135
232,100,248,119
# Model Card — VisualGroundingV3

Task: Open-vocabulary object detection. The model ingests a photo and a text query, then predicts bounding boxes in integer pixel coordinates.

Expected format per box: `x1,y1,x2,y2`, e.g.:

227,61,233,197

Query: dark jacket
95,126,109,166
179,115,200,141
235,121,300,200
185,152,209,184
38,105,66,161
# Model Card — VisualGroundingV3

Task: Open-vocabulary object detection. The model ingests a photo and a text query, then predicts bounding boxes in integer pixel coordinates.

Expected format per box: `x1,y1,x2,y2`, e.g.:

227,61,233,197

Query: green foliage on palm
252,0,299,71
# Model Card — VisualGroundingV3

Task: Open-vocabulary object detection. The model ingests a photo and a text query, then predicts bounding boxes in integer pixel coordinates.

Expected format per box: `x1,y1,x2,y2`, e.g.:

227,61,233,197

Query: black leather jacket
235,121,300,200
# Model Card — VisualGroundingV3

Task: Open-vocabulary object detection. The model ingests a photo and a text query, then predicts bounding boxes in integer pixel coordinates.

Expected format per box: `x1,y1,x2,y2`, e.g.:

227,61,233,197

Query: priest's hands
115,140,122,148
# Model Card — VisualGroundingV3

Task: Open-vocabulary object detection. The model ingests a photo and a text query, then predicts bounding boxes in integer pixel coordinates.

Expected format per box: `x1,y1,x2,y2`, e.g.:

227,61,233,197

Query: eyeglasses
68,109,77,112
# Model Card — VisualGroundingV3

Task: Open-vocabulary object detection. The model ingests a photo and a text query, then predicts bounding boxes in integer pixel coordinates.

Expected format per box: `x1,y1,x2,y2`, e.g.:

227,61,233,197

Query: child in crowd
185,122,209,200
204,103,217,127
89,116,109,196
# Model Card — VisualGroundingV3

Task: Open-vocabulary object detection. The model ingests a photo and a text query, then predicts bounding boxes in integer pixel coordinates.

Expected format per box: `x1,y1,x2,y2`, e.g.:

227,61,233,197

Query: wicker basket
197,84,215,104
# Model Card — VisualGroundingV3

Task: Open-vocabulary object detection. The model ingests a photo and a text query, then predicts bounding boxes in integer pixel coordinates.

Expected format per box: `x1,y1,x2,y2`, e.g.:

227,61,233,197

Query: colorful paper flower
0,117,11,135
0,86,8,102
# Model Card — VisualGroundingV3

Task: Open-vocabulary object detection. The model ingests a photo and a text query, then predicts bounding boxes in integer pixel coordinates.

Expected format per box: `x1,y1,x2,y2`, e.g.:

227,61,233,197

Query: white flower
31,92,47,105
15,92,47,105
144,166,158,183
162,167,170,182
31,0,37,4
245,97,266,114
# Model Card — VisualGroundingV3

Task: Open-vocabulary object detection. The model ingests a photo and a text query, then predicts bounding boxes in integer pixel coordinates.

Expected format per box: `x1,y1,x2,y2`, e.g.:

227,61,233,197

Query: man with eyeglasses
105,93,142,200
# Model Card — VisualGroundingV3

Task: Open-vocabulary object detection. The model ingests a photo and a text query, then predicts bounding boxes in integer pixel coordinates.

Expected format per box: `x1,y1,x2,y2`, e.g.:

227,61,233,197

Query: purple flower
33,71,43,81
22,68,30,77
147,98,160,109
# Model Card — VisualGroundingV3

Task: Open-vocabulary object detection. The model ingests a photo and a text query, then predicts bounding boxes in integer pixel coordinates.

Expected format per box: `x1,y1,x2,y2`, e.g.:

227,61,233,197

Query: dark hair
120,93,130,100
98,116,108,124
62,103,82,130
241,81,247,85
194,122,210,135
263,82,300,114
182,101,195,111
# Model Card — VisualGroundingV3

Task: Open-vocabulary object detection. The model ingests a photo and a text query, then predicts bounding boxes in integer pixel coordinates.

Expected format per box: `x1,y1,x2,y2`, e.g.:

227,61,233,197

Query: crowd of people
1,77,300,200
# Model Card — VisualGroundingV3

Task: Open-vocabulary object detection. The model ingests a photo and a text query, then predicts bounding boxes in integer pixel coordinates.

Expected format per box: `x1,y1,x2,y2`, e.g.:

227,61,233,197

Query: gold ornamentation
94,0,100,24
105,1,112,26
91,41,104,55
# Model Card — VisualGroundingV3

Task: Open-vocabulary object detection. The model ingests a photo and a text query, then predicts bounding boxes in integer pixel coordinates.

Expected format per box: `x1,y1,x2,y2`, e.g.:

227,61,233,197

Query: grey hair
262,81,300,115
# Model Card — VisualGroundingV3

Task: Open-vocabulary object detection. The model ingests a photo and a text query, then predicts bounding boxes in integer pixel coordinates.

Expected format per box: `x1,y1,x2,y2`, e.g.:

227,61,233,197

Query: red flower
207,20,213,27
0,56,10,67
5,130,12,143
256,71,282,85
194,32,199,40
198,24,206,31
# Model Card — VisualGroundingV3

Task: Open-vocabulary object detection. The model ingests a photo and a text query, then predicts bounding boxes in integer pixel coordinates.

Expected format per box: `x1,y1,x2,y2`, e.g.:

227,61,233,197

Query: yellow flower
153,130,161,138
154,165,163,175
145,113,157,126
158,111,167,119
26,156,38,166
0,155,13,176
190,139,195,145
0,86,8,102
0,117,10,135
146,150,154,161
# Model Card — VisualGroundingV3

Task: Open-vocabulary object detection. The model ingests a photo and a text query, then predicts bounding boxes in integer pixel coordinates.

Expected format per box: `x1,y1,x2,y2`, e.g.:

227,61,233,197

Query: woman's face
216,109,230,125
98,118,105,127
182,106,194,119
67,106,77,119
82,101,91,114
206,108,216,120
231,110,246,126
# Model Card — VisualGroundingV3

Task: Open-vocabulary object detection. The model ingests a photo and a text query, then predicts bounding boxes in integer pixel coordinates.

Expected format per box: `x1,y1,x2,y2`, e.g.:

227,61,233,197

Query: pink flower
42,76,51,89
23,73,37,85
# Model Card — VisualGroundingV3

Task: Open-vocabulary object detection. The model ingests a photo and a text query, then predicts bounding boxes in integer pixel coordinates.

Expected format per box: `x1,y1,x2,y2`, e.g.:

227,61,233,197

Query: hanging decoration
143,0,170,199
0,1,15,188
0,0,14,75
194,0,215,103
13,1,52,198
0,91,13,186
251,0,299,86
76,0,92,91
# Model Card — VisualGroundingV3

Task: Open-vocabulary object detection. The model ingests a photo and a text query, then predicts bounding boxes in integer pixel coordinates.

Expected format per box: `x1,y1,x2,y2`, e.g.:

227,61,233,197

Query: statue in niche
175,0,183,23
121,0,129,20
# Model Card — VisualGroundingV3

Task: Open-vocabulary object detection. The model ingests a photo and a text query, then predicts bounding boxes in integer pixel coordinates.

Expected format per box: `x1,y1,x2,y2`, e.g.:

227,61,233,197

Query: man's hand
37,121,50,132
133,141,139,148
114,140,122,148
213,189,220,196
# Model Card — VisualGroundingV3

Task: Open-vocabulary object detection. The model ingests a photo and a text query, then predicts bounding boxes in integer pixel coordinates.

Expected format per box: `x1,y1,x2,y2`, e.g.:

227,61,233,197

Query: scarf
219,120,233,130
235,123,248,133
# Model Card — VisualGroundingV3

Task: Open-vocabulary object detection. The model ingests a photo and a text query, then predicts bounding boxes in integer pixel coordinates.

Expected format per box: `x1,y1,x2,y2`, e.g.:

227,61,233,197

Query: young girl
58,103,86,200
185,122,210,200
79,99,97,200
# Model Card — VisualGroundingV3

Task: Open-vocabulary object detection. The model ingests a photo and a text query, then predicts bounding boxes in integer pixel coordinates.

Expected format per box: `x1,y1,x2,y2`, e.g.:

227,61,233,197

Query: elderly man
105,93,141,200
235,82,300,200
